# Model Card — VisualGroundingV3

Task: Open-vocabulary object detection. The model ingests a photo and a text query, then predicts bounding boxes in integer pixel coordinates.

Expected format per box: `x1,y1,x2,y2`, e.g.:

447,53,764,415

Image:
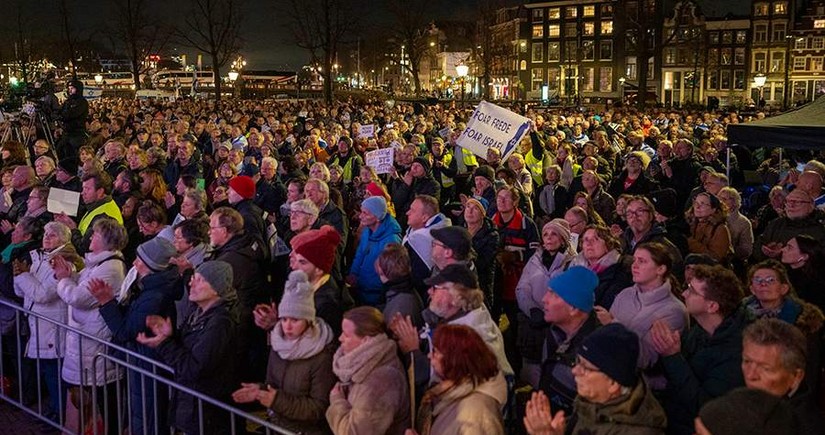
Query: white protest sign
358,124,375,139
365,148,395,174
456,101,531,161
48,188,81,217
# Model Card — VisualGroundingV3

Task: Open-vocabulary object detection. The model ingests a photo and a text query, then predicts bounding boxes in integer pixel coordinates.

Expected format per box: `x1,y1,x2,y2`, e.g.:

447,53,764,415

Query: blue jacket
350,216,402,306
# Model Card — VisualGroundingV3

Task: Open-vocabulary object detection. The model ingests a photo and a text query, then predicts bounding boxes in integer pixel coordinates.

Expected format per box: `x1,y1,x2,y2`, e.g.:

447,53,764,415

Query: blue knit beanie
547,266,598,313
361,196,387,221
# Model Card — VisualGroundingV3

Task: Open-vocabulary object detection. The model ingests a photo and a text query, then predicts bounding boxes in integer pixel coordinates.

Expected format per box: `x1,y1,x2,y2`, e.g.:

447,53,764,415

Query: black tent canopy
728,96,825,150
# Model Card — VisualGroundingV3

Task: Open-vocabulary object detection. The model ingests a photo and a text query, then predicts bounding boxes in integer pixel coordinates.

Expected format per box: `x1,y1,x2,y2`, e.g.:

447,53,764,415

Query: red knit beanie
366,181,386,198
228,175,256,200
292,225,341,273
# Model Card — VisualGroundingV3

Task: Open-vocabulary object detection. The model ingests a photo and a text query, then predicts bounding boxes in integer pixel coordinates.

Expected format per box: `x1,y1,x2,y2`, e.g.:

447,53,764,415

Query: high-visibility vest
525,150,546,186
78,200,124,235
454,145,478,174
438,153,455,188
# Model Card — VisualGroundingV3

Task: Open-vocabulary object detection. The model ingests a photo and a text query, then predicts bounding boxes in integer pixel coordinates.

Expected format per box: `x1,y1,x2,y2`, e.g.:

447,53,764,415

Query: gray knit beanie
137,237,176,272
279,270,316,321
196,261,235,301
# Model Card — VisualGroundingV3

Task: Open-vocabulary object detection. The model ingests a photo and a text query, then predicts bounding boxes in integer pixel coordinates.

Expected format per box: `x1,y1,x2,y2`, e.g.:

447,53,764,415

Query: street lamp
754,73,767,106
456,63,469,105
228,70,239,82
94,74,103,86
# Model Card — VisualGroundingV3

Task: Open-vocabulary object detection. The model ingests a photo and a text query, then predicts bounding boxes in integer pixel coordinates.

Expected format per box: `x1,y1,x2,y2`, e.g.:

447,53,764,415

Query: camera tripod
0,103,55,146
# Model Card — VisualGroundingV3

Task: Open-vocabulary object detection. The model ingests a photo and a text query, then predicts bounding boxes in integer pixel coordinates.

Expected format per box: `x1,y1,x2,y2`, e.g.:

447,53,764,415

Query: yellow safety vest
78,200,124,235
525,150,546,186
333,155,357,184
438,153,455,188
454,146,478,174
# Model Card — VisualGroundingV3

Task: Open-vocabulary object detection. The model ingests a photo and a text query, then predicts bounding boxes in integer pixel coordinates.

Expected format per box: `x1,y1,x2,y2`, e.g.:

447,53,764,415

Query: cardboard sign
358,124,375,139
365,148,395,174
456,101,531,161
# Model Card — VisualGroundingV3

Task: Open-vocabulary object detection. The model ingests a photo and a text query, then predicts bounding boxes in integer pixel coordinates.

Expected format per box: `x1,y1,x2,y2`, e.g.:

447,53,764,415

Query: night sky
19,0,483,71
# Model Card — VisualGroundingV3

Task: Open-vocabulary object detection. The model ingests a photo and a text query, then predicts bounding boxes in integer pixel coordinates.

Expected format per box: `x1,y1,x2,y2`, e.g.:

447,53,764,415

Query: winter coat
660,307,749,435
315,278,354,336
754,213,825,261
607,170,657,199
727,211,754,260
588,187,617,226
98,267,182,361
209,232,267,310
326,334,411,435
687,218,733,264
266,339,336,435
57,250,127,386
157,299,238,435
349,216,402,306
537,183,570,219
570,252,633,310
609,281,688,383
517,249,573,315
13,247,79,359
382,277,424,328
620,224,684,271
570,378,667,435
420,373,506,435
235,199,268,252
467,219,499,308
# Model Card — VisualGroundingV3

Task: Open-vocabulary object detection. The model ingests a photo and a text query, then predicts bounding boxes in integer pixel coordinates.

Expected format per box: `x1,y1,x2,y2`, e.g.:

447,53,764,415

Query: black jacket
594,257,633,310
254,177,287,216
60,93,89,134
313,278,354,336
209,232,268,308
235,199,268,254
157,299,238,435
467,219,500,309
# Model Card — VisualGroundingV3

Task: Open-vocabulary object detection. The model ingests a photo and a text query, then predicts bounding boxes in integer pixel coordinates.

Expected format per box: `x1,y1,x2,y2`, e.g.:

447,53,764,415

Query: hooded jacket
419,373,507,435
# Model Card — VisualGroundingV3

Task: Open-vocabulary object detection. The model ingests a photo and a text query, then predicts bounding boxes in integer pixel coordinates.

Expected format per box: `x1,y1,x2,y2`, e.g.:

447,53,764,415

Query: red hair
433,324,498,385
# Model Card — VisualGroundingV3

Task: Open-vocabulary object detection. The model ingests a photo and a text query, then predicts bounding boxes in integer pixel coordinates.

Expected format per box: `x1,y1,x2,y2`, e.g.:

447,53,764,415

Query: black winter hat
431,226,473,259
650,188,678,219
578,323,640,387
57,156,80,176
412,156,431,174
473,165,495,185
424,263,479,289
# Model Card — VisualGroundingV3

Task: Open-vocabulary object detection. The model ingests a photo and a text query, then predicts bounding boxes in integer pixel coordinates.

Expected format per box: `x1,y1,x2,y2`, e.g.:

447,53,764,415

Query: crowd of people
0,79,824,434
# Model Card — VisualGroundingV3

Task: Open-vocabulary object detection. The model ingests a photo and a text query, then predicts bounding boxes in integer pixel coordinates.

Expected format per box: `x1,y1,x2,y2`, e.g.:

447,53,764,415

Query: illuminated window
582,41,594,60
548,43,560,61
532,43,544,63
565,7,577,18
601,21,613,34
599,67,613,92
815,20,825,29
794,57,806,70
754,2,768,16
584,22,595,36
548,8,560,20
583,68,594,91
736,31,747,44
532,25,544,39
532,68,545,91
774,2,787,15
583,6,595,17
549,25,560,38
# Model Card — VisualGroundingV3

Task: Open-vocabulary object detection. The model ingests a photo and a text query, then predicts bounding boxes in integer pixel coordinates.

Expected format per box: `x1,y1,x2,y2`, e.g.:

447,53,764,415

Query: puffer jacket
571,378,667,435
516,249,573,315
14,247,82,359
422,373,507,435
349,215,402,305
57,250,126,386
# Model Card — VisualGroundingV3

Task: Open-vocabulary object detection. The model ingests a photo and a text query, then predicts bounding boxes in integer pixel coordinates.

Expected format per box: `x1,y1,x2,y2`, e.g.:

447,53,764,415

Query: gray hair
91,217,128,251
743,318,807,373
44,222,72,244
446,283,485,312
183,188,208,212
290,198,319,219
718,187,742,211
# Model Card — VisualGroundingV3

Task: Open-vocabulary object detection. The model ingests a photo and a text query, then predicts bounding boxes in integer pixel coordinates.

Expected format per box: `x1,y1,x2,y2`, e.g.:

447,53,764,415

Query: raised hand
523,391,565,435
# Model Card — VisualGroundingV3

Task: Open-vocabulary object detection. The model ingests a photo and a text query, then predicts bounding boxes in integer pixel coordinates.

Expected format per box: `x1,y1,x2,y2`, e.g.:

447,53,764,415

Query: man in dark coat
391,157,441,229
56,79,89,159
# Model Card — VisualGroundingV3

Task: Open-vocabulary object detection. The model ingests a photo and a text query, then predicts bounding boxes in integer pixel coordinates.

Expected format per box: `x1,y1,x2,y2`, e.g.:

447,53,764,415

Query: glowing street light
94,74,104,85
228,70,239,81
456,63,469,105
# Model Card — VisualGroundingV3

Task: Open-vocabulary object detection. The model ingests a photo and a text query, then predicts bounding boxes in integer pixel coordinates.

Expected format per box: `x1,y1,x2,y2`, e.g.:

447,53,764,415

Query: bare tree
385,0,435,96
57,0,85,79
281,0,359,104
109,0,172,90
176,0,243,102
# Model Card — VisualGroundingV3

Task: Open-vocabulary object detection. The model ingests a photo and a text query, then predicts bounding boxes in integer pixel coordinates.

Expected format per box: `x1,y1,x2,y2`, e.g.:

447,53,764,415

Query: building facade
789,0,825,104
705,17,752,107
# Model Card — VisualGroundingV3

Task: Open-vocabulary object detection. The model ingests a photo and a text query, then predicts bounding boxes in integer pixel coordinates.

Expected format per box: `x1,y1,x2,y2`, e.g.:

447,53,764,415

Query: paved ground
0,400,60,435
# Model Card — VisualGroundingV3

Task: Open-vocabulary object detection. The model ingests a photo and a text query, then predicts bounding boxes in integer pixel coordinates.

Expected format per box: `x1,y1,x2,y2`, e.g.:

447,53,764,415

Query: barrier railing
0,298,296,435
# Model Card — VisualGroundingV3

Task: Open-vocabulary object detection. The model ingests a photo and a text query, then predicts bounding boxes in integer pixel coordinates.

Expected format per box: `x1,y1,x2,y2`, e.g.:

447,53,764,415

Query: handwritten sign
456,101,531,161
358,124,375,139
365,148,395,174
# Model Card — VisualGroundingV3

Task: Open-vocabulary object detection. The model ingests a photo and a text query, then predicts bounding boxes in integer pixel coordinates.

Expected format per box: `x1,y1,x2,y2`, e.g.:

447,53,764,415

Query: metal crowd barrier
0,298,296,435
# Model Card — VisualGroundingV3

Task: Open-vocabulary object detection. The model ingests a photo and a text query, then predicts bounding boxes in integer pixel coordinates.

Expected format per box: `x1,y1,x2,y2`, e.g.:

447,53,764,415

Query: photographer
56,80,89,159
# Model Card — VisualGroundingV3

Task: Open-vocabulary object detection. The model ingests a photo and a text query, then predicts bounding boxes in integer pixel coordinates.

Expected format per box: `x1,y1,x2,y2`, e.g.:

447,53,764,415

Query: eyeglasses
568,220,585,228
574,356,601,373
625,208,650,218
684,283,707,299
751,276,778,286
432,240,447,249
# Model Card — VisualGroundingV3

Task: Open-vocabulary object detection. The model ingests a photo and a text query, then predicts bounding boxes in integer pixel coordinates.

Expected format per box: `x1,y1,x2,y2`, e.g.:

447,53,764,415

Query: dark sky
31,0,484,71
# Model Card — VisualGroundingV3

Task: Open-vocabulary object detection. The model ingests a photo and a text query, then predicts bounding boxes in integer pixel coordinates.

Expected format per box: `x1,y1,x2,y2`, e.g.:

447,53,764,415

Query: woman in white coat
53,217,127,435
13,222,82,421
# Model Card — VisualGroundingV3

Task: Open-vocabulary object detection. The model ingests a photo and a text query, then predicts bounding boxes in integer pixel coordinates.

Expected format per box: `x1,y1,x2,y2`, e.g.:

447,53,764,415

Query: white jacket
14,250,69,359
449,306,514,377
56,250,126,386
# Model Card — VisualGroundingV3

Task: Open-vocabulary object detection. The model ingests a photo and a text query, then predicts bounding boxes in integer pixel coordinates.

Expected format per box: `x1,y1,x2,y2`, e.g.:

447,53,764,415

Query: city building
789,0,825,104
704,16,752,107
750,0,796,107
486,6,528,100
